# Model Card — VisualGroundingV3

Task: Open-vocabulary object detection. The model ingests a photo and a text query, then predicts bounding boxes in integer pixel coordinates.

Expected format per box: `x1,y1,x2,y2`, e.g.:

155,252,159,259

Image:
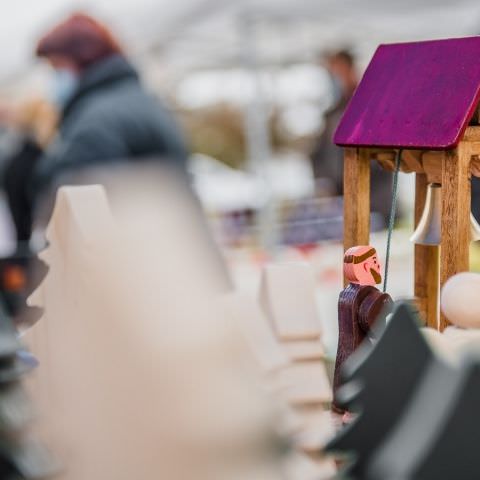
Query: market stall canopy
4,0,480,93
334,37,480,150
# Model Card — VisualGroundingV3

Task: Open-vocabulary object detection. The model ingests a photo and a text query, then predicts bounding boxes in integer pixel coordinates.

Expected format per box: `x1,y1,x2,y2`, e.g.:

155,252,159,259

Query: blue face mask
51,69,79,107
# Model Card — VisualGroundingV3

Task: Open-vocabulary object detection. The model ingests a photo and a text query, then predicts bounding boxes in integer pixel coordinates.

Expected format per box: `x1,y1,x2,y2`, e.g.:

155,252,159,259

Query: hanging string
383,149,402,293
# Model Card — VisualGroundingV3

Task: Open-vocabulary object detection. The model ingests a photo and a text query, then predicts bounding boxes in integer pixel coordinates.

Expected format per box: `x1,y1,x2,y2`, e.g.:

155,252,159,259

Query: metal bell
411,183,480,245
410,183,442,245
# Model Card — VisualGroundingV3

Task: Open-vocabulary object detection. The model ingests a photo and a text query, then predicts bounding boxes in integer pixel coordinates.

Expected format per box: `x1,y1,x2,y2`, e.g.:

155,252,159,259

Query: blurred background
2,0,480,354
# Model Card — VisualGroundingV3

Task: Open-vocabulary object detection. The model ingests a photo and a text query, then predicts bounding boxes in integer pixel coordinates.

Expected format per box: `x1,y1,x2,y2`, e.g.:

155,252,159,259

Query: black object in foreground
326,302,434,477
367,353,480,480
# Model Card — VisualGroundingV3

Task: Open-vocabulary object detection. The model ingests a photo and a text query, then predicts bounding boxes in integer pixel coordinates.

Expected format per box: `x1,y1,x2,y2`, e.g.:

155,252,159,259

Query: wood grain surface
343,148,370,286
440,143,471,330
414,173,440,329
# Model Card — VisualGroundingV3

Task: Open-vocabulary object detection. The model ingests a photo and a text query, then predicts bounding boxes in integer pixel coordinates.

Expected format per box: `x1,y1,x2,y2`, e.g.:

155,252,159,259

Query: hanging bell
411,183,480,245
410,183,442,245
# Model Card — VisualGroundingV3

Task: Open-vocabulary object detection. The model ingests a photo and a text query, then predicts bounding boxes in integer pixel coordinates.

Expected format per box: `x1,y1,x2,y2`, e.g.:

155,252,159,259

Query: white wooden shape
282,340,325,362
259,262,322,341
25,180,284,480
277,362,332,405
219,292,289,373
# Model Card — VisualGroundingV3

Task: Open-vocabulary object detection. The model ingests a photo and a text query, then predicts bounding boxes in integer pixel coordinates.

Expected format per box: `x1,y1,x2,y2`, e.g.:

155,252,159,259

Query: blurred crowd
0,12,403,258
309,50,392,223
0,13,188,257
0,13,191,315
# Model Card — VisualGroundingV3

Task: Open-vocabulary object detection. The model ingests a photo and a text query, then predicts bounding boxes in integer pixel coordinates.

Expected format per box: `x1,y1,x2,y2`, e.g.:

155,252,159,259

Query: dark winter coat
33,54,188,194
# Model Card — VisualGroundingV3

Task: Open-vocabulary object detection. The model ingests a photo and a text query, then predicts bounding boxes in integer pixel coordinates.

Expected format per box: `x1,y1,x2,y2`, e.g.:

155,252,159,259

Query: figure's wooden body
334,283,392,413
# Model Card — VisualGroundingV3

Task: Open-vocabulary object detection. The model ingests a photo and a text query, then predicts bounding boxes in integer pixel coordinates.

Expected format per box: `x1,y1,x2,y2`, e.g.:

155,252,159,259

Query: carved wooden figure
335,36,480,330
333,246,392,413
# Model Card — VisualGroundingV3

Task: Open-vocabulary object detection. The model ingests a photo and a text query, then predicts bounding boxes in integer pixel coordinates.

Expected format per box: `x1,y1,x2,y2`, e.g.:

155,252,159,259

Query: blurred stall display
280,197,343,247
189,149,388,251
199,187,384,252
206,196,346,250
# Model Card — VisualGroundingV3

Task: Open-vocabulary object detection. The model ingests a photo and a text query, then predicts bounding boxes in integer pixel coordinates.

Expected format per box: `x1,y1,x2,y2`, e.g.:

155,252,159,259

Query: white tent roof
3,0,480,93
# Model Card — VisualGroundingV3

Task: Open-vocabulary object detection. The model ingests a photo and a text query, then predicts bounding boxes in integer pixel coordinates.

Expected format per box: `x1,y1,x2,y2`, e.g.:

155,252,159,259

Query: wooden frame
343,148,370,287
343,127,480,330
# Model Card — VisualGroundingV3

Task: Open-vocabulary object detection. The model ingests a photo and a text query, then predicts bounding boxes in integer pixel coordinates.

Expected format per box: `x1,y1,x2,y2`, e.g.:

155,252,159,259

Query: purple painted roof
334,37,480,150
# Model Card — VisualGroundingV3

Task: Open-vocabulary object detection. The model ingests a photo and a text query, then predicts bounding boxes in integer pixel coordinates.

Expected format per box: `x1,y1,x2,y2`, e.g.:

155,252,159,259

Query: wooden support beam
414,173,439,329
440,143,471,331
343,148,370,286
371,147,480,181
462,126,480,142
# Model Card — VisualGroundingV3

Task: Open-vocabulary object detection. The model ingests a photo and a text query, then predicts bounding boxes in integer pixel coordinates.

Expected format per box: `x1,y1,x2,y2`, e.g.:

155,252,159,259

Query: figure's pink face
352,254,382,286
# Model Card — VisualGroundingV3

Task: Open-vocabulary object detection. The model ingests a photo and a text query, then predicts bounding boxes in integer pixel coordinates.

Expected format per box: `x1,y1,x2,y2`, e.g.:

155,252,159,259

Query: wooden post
343,147,370,286
440,142,471,331
414,173,439,329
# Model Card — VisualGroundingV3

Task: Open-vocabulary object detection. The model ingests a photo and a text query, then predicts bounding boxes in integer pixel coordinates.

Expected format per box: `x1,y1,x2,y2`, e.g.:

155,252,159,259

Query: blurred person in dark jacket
3,99,58,252
33,12,188,196
310,50,392,226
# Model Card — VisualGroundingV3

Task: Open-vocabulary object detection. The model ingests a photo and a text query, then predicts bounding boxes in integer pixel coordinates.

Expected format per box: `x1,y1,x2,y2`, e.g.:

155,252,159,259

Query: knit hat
36,13,123,71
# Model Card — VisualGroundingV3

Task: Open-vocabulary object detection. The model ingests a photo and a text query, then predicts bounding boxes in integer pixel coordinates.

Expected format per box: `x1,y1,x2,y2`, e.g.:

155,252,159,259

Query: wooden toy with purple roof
335,36,480,332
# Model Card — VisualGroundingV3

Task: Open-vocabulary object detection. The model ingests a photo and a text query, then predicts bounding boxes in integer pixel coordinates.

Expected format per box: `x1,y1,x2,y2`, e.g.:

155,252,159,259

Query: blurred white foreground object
24,168,292,480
